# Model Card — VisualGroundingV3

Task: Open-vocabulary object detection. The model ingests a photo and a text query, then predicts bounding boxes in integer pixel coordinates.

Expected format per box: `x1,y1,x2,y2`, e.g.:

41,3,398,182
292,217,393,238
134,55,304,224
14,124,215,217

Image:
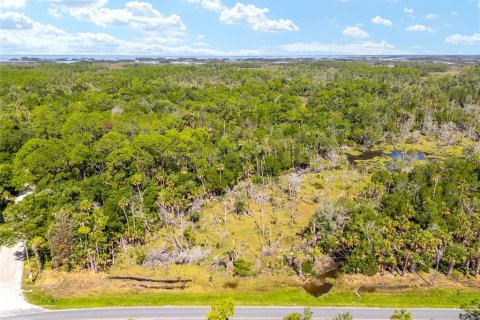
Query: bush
460,298,480,320
233,259,254,277
283,313,302,320
183,228,196,244
390,309,412,320
332,312,353,320
223,279,238,289
188,211,200,223
207,311,224,320
342,252,378,276
301,260,314,275
282,308,312,320
210,298,235,319
303,308,313,320
133,249,146,265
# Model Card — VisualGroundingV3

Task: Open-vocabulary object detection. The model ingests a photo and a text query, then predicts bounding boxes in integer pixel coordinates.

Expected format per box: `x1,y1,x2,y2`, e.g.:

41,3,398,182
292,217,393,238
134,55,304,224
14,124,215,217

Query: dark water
319,268,339,279
303,282,333,297
346,150,425,164
387,150,425,161
302,268,339,297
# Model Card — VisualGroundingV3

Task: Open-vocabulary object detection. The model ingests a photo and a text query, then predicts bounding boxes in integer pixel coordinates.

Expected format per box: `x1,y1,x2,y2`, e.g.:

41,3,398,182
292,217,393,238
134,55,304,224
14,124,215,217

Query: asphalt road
0,307,462,320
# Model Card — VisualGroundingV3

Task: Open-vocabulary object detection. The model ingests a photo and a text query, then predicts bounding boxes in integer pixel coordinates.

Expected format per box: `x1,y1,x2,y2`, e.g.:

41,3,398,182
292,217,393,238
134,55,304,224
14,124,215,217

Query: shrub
342,252,378,276
223,279,238,289
188,211,200,223
301,260,314,275
283,313,302,320
303,308,313,320
282,308,313,320
183,229,196,244
460,298,480,320
390,309,412,320
332,312,353,320
133,249,146,265
210,298,235,319
207,311,224,320
233,259,254,277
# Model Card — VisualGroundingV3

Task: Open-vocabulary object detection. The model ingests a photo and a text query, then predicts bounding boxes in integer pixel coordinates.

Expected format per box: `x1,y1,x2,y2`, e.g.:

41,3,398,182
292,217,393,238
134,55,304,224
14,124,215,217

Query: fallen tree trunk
136,284,188,290
107,275,192,283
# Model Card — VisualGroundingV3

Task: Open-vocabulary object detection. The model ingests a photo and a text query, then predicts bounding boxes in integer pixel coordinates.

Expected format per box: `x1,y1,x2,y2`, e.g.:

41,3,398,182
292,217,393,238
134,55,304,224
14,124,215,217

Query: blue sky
0,0,479,55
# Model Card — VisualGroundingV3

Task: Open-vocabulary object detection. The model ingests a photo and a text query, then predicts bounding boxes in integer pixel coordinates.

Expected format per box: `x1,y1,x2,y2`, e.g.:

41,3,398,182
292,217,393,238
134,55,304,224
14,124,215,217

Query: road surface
0,306,462,320
0,243,40,316
0,190,40,316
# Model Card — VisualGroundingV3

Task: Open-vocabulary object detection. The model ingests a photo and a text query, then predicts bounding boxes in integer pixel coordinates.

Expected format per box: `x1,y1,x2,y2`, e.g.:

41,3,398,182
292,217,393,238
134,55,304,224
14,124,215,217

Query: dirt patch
341,272,480,292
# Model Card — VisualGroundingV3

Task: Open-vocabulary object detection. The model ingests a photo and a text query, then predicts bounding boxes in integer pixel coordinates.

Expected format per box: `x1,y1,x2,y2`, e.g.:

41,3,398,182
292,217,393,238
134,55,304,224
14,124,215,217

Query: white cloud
406,24,434,32
279,40,407,55
187,0,223,12
65,1,186,33
0,0,25,8
219,3,299,32
187,0,298,32
342,26,369,38
46,0,107,7
47,7,61,18
404,7,414,14
445,33,480,45
451,11,457,16
371,16,392,26
0,12,33,30
0,12,264,56
425,13,438,20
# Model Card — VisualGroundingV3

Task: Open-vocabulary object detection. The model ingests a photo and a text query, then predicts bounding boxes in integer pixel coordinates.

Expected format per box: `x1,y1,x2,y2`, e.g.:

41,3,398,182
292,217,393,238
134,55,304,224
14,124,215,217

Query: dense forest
0,61,479,278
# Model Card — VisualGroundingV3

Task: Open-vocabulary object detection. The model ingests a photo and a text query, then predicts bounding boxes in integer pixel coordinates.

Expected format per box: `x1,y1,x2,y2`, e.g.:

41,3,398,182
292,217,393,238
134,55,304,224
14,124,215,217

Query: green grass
25,287,478,310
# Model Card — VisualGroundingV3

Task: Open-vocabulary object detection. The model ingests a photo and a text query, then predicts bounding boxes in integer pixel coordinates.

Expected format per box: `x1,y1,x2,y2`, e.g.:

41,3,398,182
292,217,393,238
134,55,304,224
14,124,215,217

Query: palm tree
31,236,46,273
118,197,131,231
431,173,441,198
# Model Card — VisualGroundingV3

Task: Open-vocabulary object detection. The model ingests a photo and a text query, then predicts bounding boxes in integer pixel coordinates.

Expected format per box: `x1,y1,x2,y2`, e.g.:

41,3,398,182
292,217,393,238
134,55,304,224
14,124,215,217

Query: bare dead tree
252,189,270,235
287,172,303,225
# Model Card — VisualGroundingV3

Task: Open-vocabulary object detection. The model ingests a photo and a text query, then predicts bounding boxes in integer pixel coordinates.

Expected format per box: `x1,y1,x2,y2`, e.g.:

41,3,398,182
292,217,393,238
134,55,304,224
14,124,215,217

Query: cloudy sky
0,0,479,56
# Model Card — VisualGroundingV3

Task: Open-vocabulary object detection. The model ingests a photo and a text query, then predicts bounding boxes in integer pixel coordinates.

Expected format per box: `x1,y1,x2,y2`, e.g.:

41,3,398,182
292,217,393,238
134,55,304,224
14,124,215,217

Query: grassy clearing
25,286,479,309
380,135,475,157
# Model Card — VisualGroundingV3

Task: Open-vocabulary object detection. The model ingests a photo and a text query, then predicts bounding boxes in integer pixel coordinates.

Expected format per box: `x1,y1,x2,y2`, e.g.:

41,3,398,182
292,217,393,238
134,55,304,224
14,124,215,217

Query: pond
346,149,425,165
303,282,333,297
387,150,425,161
